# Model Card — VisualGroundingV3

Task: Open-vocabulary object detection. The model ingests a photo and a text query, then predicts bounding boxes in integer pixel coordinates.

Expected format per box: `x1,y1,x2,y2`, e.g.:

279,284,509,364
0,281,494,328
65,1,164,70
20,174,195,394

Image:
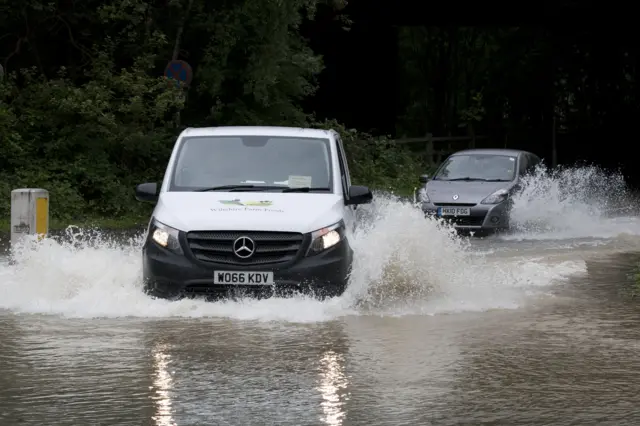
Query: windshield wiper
195,185,281,192
444,177,480,181
195,185,332,193
281,187,331,193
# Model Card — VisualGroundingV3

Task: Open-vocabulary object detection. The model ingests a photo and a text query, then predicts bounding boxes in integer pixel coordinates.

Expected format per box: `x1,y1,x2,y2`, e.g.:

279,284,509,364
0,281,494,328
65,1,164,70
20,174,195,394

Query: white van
135,126,373,300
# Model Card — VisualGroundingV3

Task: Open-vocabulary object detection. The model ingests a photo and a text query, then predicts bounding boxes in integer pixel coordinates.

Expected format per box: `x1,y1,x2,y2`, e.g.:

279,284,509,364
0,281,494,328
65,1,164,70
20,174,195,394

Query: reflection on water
2,252,640,425
151,341,176,426
317,350,349,425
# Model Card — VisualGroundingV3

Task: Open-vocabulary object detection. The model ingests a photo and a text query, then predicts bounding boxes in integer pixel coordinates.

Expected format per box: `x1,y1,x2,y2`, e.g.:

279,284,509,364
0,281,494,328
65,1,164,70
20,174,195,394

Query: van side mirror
419,174,430,183
135,182,159,202
346,185,373,205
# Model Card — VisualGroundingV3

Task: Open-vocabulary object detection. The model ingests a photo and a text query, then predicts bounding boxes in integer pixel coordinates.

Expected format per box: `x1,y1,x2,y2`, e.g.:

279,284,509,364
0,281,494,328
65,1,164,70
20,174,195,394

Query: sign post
164,60,193,88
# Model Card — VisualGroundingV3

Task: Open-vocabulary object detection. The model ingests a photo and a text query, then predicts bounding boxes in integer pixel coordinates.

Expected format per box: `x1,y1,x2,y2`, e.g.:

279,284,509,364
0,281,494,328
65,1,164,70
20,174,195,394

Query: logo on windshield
219,199,273,207
452,194,459,200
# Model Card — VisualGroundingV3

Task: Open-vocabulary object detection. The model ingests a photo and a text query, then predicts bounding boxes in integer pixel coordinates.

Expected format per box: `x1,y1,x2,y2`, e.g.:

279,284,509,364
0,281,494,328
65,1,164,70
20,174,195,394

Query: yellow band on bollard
35,197,48,237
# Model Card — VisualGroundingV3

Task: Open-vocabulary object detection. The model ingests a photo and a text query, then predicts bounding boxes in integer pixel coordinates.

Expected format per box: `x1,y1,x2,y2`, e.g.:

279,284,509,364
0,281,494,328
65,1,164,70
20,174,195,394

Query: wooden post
425,133,434,167
468,123,476,149
552,116,557,167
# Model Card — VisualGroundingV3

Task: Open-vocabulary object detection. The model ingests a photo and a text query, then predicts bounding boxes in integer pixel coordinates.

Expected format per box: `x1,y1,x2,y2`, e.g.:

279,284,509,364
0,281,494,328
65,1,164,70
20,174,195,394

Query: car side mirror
346,185,373,205
135,182,159,202
419,174,430,184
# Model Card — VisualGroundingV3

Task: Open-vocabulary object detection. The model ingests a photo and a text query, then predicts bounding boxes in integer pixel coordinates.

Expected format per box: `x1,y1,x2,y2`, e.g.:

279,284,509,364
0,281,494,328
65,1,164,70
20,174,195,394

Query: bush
310,119,434,197
0,108,431,225
0,67,429,225
0,59,184,222
0,0,432,226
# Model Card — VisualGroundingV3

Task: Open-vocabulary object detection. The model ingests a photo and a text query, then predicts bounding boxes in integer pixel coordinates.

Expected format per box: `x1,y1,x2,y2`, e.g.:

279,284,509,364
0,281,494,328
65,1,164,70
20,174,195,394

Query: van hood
153,192,346,234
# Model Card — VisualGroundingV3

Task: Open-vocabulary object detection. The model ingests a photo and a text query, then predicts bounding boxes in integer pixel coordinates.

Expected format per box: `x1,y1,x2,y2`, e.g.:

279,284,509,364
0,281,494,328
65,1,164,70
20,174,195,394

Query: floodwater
2,165,640,425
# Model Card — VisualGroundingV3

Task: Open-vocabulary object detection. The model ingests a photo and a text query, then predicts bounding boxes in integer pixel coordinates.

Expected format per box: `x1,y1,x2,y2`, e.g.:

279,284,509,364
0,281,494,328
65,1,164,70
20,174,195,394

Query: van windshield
169,135,334,192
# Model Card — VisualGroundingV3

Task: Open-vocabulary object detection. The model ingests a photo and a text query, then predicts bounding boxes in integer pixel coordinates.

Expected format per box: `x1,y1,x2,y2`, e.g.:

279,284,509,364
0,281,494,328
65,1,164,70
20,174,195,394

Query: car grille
433,202,476,207
186,231,305,266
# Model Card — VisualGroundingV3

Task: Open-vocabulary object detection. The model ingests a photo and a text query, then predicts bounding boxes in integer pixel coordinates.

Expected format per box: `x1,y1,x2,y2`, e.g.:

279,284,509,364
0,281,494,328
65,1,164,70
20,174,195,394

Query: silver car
414,149,541,232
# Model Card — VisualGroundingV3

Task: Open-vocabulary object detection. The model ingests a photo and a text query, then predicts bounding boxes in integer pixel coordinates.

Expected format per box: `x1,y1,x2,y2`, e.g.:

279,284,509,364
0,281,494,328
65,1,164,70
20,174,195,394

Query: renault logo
452,194,459,200
233,236,256,259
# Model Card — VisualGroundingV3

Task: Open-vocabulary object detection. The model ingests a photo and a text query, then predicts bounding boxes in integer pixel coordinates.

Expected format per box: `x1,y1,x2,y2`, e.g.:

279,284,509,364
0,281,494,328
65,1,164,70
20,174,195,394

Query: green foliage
189,0,325,125
0,0,426,225
0,0,340,221
311,119,432,196
0,59,184,221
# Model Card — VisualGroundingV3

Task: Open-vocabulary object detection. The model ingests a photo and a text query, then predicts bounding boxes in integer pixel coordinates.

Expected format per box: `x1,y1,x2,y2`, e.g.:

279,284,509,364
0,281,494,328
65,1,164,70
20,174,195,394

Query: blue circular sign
164,60,193,87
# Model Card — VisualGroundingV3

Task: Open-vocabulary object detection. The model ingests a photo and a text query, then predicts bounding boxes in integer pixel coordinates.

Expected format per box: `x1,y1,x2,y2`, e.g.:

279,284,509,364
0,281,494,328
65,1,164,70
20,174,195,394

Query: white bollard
10,188,49,247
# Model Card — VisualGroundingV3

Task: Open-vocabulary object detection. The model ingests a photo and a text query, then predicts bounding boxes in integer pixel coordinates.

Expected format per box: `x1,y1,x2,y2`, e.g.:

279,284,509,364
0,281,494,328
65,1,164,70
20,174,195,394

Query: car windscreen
169,135,334,192
433,154,517,181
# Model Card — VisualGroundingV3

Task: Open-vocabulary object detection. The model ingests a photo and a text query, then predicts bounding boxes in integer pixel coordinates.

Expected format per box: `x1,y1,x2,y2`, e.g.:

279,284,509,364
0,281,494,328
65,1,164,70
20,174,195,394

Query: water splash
506,163,640,240
343,195,583,315
0,195,585,321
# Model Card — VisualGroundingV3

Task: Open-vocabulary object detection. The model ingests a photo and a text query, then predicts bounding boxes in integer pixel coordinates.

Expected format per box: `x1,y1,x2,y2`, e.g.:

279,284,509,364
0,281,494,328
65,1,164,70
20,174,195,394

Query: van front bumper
142,234,353,300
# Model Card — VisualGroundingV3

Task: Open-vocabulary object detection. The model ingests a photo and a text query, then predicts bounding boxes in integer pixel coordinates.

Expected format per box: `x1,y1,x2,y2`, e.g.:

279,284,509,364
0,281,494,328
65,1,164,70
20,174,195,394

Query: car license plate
437,207,471,217
213,271,274,285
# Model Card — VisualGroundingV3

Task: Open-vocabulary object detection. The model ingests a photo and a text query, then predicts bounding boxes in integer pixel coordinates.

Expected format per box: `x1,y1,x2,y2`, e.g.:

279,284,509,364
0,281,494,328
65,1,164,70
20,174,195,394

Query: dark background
2,0,639,219
304,3,640,187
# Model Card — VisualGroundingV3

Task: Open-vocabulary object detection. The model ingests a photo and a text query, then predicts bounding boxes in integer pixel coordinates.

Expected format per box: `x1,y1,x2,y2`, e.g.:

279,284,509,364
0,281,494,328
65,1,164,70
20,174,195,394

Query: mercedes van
134,126,373,300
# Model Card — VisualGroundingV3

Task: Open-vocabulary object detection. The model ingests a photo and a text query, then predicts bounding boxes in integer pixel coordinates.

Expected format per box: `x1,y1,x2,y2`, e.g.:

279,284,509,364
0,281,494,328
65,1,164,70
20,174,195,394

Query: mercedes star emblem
452,194,459,200
233,236,256,259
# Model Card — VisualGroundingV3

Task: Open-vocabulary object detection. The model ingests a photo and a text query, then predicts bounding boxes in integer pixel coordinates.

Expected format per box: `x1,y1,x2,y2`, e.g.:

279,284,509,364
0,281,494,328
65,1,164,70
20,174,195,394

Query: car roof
179,126,336,139
450,148,534,157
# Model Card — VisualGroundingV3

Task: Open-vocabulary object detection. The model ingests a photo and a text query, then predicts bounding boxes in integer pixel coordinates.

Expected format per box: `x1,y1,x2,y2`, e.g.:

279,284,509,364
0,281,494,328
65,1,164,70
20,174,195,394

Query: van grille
186,231,305,266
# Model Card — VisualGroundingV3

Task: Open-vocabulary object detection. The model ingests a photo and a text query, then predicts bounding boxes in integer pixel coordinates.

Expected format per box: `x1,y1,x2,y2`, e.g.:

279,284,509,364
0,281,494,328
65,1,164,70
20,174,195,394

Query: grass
0,215,148,233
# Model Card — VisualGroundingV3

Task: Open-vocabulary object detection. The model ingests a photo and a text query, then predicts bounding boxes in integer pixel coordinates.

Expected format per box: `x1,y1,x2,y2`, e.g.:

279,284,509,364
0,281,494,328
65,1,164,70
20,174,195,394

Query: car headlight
149,219,183,253
307,221,345,255
415,187,430,203
481,188,509,204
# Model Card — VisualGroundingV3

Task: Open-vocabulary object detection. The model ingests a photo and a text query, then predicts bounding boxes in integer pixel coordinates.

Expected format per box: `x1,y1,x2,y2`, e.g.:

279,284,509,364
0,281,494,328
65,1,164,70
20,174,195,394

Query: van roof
179,126,335,139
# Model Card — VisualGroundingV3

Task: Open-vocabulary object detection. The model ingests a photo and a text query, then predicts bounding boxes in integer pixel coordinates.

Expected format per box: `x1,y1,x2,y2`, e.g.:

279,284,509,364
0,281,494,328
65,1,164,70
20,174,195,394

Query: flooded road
2,166,640,425
1,253,640,426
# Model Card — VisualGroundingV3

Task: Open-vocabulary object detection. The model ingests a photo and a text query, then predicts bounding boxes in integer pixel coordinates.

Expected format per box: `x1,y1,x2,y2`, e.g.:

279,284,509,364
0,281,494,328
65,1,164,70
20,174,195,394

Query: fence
389,133,488,167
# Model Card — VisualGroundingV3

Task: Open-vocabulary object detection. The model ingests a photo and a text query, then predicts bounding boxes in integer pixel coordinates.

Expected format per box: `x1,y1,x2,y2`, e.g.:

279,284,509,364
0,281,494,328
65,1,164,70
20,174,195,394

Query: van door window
334,136,349,198
336,136,352,187
518,155,529,176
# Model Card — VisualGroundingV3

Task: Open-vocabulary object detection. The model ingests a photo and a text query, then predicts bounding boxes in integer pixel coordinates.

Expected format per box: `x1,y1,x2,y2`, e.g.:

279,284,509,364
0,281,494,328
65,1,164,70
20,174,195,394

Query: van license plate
213,271,274,285
437,207,471,217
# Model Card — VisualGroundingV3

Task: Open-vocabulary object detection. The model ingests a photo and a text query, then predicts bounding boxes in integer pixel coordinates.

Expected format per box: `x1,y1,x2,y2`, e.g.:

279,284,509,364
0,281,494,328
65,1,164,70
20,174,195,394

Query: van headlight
307,221,345,255
149,219,183,253
481,189,509,205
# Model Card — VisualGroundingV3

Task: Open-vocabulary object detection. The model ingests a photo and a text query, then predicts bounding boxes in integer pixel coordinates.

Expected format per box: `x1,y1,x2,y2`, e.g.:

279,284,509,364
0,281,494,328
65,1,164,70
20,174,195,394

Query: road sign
164,60,193,88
